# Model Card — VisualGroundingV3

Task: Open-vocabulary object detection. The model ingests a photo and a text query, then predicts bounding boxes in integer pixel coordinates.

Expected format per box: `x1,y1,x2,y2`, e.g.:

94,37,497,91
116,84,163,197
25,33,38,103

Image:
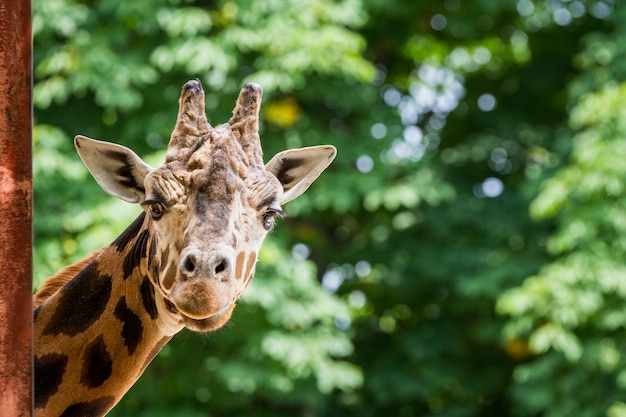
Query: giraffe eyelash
262,206,285,231
142,200,166,220
141,199,164,206
268,207,286,218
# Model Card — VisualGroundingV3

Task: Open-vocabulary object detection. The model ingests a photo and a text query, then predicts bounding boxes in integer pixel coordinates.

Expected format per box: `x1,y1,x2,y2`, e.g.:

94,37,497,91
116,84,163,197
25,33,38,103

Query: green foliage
497,5,626,416
33,0,626,416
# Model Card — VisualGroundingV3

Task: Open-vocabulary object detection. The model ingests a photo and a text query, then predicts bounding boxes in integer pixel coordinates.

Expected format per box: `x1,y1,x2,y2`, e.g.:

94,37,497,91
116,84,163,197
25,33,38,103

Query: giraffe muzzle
167,246,239,320
179,247,234,282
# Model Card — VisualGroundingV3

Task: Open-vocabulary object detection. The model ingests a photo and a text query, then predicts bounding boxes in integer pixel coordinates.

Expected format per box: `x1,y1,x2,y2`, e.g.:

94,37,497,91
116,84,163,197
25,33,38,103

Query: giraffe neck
34,212,183,417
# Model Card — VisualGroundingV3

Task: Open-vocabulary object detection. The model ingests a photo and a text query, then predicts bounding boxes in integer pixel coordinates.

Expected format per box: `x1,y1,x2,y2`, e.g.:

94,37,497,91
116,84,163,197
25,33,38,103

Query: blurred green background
33,0,626,416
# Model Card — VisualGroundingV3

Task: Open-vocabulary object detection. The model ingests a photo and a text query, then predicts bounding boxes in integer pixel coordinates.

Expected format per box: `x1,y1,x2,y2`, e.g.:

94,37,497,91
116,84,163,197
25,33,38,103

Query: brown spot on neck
122,229,150,279
34,353,68,409
140,276,159,320
112,212,147,253
80,335,113,388
42,261,112,337
58,396,117,417
114,297,144,355
33,251,101,308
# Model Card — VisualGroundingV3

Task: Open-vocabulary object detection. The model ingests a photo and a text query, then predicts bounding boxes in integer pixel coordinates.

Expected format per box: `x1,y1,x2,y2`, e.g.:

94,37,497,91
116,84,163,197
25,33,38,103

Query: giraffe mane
33,251,102,308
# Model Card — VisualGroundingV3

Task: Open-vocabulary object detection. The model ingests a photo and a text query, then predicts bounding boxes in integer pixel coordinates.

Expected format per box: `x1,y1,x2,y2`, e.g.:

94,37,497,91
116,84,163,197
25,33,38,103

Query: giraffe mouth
161,294,237,333
179,302,236,332
165,272,240,331
178,300,234,320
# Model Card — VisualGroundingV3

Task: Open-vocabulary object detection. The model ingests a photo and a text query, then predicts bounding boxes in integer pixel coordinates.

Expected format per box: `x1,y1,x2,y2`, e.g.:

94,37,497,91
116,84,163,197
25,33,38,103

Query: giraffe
33,79,336,417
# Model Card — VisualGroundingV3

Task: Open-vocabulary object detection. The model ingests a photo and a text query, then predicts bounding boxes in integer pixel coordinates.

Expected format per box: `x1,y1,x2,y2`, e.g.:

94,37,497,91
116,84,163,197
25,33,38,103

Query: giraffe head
74,80,336,332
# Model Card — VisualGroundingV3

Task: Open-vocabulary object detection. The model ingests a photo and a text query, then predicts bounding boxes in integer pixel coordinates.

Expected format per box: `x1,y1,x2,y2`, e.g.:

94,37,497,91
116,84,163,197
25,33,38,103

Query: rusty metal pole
0,0,33,416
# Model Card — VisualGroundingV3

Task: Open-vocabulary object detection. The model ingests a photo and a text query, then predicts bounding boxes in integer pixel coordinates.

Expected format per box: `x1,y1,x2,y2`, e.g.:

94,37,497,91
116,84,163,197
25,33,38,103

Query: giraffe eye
262,206,285,231
149,202,165,220
262,212,275,230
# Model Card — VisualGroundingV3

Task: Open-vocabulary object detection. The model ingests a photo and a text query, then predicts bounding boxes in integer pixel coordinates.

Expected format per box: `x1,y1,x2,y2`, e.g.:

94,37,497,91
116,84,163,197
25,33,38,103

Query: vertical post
0,0,33,416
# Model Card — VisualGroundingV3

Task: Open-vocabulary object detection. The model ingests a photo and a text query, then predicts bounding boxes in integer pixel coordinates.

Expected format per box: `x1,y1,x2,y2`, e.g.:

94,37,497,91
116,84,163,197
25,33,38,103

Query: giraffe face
141,133,285,331
74,80,336,333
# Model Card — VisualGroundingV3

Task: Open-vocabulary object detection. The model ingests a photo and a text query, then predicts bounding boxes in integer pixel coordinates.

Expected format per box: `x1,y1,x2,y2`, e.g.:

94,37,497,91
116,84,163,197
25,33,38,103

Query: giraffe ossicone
34,80,336,417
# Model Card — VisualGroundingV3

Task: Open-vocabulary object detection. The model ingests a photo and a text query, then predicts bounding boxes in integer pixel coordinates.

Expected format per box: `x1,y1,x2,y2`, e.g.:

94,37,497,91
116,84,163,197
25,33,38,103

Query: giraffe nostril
181,250,232,279
183,254,196,274
214,260,226,275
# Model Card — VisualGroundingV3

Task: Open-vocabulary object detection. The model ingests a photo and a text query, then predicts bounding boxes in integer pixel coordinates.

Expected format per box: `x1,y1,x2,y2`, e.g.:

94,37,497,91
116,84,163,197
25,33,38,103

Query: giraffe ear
75,135,153,204
265,145,337,204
